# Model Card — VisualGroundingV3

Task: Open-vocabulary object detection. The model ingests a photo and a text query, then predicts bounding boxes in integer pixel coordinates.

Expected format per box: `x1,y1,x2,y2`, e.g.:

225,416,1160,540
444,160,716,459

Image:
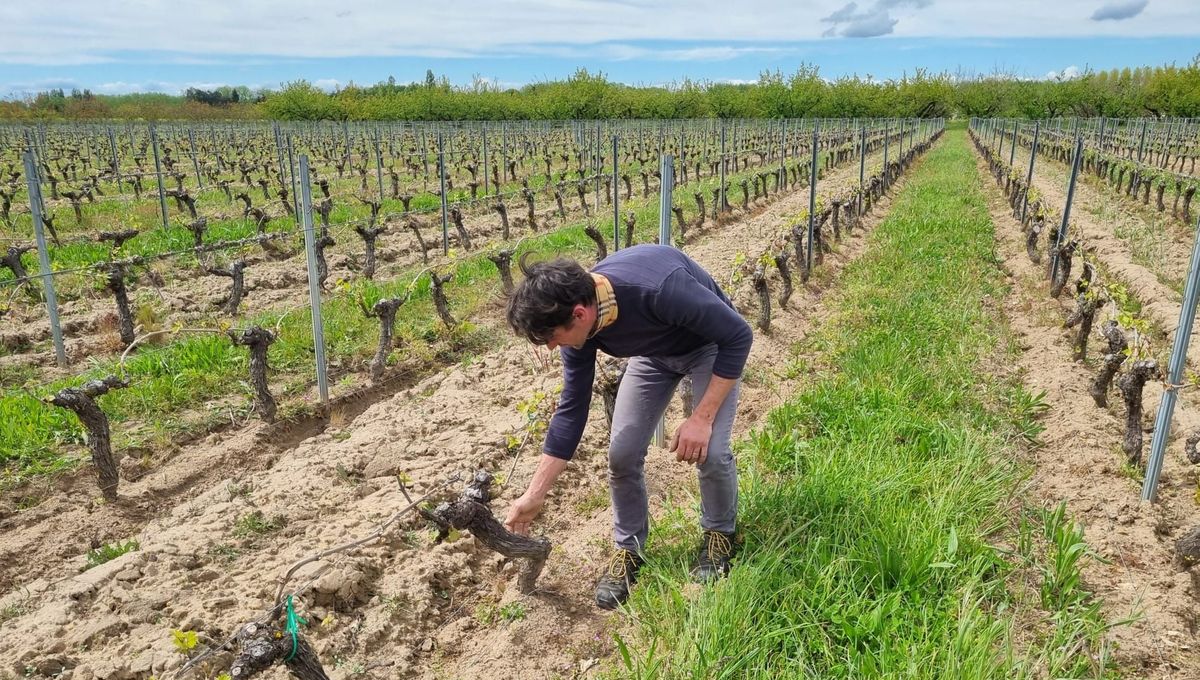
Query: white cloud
0,0,1195,67
3,78,266,98
1044,64,1083,80
821,0,934,38
1091,0,1149,20
312,79,342,92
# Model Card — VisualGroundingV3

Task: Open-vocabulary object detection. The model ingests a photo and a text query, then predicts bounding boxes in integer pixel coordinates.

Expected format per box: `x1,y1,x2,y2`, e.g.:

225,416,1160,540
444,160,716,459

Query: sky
0,0,1197,98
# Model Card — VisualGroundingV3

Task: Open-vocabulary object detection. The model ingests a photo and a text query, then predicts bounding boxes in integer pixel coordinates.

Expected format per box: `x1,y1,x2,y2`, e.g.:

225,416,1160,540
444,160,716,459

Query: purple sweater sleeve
542,344,597,460
656,268,753,379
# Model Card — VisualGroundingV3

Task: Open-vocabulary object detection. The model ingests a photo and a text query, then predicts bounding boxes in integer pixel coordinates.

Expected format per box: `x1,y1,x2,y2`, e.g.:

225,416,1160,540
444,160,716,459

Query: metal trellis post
106,126,122,192
149,124,170,229
883,120,890,170
807,123,819,272
1020,121,1040,225
858,123,866,194
1050,137,1084,283
298,154,329,404
653,153,675,448
719,122,727,214
22,151,66,367
1143,213,1200,501
188,127,204,190
373,131,385,201
482,124,490,197
612,135,620,251
438,133,449,256
1009,120,1018,167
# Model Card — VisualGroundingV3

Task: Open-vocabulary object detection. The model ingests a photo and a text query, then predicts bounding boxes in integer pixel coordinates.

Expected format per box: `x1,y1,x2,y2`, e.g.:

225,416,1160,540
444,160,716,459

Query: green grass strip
613,131,1112,678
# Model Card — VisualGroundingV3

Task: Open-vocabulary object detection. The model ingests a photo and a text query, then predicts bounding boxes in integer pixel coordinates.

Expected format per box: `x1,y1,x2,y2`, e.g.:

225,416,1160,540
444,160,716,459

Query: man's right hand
504,492,545,536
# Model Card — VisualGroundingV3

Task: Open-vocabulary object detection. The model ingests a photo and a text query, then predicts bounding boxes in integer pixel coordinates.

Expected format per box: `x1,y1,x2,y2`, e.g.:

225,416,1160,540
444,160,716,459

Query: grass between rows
611,131,1115,678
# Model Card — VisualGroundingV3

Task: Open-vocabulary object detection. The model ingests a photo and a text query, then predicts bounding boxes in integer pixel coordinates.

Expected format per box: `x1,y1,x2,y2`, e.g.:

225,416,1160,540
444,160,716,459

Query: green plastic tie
284,595,307,661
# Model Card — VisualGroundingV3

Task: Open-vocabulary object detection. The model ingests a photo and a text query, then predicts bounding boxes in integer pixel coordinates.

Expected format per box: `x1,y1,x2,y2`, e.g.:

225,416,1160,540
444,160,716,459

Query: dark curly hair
506,253,596,344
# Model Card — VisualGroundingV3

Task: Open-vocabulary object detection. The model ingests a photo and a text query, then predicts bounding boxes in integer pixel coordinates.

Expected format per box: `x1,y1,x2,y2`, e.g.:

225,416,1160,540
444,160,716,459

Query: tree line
2,60,1197,122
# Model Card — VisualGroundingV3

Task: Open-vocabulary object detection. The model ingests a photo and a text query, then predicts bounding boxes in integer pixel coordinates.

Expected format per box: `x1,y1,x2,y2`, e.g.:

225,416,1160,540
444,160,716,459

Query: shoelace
607,550,636,578
705,532,733,560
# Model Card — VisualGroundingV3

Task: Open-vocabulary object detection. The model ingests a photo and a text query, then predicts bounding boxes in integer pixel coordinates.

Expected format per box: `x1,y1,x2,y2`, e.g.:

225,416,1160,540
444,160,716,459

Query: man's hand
504,454,568,535
504,492,545,536
670,414,713,466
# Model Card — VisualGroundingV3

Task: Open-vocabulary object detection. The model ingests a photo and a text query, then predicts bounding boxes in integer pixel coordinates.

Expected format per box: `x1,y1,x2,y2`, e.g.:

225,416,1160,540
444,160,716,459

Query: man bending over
503,244,752,609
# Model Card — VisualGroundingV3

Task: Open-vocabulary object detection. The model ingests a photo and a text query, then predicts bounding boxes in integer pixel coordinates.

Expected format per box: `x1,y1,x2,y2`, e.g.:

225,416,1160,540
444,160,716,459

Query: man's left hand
670,414,712,466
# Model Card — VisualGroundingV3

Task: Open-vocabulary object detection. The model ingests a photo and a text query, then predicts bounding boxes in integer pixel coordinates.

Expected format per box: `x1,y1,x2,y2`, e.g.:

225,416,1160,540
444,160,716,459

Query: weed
171,629,198,655
226,481,253,500
1118,458,1144,483
574,487,610,514
0,601,29,628
232,510,286,537
1004,384,1050,446
208,543,240,564
498,601,527,622
335,462,363,483
474,600,528,626
383,593,412,617
83,539,139,570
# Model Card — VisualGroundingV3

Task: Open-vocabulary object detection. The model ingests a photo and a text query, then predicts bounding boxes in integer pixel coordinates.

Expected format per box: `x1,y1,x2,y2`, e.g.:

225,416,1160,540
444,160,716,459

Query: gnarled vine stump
2,245,32,283
406,218,429,264
1185,429,1200,465
48,376,129,500
208,261,249,316
672,205,687,241
449,207,473,251
430,271,456,329
1026,217,1044,264
752,262,771,332
790,225,809,284
186,217,209,249
487,248,517,296
228,327,277,423
228,620,329,680
583,225,608,261
362,296,407,382
1089,320,1128,407
105,263,136,346
1048,240,1077,299
354,224,385,280
98,229,139,250
423,470,552,594
1063,269,1104,362
1118,360,1161,466
493,201,510,240
522,188,537,230
774,251,793,309
1175,524,1200,569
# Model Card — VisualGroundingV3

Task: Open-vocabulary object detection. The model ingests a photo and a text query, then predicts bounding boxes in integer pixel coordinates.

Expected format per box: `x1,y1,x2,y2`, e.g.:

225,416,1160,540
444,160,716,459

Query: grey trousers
608,343,740,552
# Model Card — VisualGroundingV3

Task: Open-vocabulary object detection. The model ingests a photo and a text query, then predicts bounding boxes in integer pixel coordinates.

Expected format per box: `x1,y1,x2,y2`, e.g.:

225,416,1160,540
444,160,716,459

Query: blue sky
1,1,1197,98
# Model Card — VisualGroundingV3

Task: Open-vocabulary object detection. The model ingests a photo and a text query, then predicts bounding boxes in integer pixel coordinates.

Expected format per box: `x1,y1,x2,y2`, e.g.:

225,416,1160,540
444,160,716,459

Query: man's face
544,304,594,351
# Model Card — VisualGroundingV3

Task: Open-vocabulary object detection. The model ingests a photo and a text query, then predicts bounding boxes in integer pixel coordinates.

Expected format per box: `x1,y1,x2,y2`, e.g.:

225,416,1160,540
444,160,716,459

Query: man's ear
573,303,588,321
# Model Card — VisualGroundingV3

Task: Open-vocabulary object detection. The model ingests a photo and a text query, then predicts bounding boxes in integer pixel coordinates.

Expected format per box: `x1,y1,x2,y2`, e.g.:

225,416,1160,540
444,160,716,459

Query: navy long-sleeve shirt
543,245,753,460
